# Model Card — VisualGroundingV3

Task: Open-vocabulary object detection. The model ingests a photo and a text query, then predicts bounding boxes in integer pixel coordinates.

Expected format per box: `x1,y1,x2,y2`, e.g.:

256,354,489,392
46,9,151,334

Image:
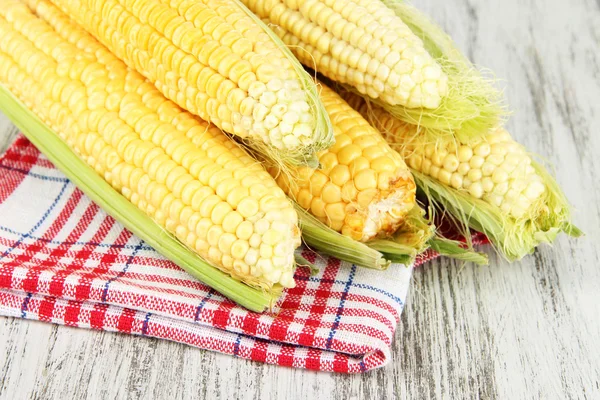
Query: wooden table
1,0,599,398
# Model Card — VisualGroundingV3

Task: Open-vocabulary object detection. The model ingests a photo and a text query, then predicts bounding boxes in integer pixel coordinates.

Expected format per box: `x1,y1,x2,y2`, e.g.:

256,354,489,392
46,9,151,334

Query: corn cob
243,0,505,142
272,82,416,242
241,0,447,109
343,90,581,260
46,0,333,167
0,0,301,289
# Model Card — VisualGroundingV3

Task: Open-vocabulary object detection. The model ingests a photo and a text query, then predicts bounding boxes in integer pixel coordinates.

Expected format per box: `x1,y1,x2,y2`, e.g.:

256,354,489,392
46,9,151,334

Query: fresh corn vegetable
241,0,448,109
272,81,416,242
0,0,301,290
343,90,581,260
48,0,333,167
243,0,505,142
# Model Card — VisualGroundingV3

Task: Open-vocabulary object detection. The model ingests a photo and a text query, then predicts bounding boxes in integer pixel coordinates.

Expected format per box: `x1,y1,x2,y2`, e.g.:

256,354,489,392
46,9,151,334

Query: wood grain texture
1,0,599,398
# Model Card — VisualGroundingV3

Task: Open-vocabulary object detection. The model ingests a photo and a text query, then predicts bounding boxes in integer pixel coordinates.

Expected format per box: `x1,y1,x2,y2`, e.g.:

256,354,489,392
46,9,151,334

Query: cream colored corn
240,0,448,108
273,83,416,241
48,0,319,154
0,0,301,289
344,94,546,220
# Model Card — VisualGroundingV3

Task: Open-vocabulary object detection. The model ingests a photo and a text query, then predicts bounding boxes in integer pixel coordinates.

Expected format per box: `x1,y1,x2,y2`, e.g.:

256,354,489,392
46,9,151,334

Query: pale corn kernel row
344,93,546,220
241,0,448,108
49,0,318,153
273,83,416,241
1,0,300,288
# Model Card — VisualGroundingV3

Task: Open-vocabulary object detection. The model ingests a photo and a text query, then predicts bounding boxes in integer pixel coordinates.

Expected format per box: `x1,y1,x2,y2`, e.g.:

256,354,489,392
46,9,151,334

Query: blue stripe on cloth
141,312,152,335
359,359,367,373
0,225,154,252
233,333,242,357
0,165,69,183
20,293,32,318
194,289,215,322
0,181,69,260
325,264,357,350
293,274,404,308
101,240,145,302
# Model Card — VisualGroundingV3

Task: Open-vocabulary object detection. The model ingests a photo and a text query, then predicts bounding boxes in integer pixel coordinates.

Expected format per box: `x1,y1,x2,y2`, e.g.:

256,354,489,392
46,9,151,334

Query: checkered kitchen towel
0,135,441,373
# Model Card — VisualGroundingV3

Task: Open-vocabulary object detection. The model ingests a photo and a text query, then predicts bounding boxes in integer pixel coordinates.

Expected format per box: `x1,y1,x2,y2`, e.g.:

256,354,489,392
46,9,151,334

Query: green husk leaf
428,237,488,265
295,253,319,276
368,205,488,265
0,84,278,313
235,0,334,168
347,0,507,143
392,204,435,252
530,160,583,241
366,243,413,265
297,195,490,267
412,164,580,261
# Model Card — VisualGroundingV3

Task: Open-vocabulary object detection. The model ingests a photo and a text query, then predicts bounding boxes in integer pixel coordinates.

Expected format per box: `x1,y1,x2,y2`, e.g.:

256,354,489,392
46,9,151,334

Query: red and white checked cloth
0,135,441,373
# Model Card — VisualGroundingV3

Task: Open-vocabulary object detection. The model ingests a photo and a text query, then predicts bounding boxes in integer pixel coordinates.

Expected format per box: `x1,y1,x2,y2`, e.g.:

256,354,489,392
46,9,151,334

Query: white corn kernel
264,115,278,130
458,146,473,162
266,79,283,92
260,91,277,108
283,135,300,149
469,182,483,198
248,81,266,99
294,123,313,137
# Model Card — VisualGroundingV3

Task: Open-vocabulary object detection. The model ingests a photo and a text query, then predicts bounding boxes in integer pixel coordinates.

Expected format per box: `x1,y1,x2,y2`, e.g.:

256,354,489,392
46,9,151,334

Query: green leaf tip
428,237,489,265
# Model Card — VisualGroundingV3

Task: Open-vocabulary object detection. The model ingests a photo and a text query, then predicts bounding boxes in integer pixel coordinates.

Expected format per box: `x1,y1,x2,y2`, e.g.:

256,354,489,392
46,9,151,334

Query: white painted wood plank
1,0,599,398
0,115,19,153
